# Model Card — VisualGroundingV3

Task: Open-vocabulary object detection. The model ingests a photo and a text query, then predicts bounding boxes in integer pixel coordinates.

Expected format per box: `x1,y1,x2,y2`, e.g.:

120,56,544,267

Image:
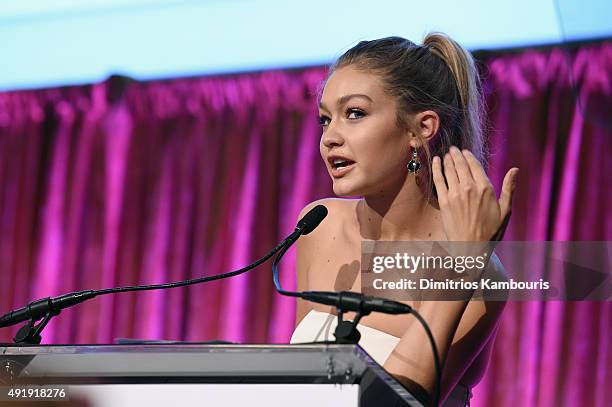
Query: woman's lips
330,162,356,178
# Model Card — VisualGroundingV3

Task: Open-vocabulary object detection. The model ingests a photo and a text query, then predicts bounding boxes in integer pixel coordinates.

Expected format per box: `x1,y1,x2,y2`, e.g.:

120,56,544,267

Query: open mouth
329,158,356,177
331,159,356,169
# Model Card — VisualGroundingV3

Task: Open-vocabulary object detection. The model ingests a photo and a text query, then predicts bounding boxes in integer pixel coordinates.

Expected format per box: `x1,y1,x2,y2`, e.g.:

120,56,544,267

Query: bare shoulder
298,197,357,218
297,197,357,239
294,198,356,327
295,197,358,284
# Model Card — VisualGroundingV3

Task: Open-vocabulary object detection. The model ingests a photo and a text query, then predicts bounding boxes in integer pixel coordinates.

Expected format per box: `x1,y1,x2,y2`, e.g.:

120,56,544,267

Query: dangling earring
407,146,421,173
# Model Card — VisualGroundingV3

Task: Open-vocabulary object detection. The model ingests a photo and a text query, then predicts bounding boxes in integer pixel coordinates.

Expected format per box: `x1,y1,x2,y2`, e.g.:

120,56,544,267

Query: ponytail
423,32,485,166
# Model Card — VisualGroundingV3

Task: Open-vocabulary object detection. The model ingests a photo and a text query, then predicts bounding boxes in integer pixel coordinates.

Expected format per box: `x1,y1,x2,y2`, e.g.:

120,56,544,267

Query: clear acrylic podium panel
0,344,425,407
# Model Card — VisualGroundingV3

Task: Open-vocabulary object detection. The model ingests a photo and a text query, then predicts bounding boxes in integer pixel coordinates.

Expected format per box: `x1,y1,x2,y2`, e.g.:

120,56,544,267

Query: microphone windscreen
298,205,328,235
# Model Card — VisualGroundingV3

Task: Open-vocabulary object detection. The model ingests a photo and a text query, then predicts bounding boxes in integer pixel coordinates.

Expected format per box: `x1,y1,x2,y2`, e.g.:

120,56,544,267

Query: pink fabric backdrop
1,41,611,406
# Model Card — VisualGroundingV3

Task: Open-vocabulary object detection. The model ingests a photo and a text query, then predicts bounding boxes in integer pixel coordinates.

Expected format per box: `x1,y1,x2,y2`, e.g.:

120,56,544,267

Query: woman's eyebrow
319,93,374,110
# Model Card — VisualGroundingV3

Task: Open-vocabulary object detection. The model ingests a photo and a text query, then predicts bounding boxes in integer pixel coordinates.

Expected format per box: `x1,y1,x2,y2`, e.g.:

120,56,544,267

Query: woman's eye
346,108,365,119
318,109,364,127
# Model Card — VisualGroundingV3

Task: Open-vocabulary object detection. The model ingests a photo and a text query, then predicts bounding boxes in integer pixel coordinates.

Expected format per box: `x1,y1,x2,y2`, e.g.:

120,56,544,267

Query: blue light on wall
0,0,610,91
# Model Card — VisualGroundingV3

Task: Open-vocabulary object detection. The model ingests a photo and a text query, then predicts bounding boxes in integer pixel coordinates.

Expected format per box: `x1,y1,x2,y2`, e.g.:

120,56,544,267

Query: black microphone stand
330,292,368,344
13,299,59,345
272,211,444,407
2,230,302,345
3,204,330,345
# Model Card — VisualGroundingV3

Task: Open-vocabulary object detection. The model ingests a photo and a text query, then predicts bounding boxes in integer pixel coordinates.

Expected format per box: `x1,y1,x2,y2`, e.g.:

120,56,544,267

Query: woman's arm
384,254,506,403
383,148,517,404
383,299,469,402
441,254,508,394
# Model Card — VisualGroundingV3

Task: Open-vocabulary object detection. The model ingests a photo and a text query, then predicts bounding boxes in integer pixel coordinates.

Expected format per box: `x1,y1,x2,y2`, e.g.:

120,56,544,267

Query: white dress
290,309,472,407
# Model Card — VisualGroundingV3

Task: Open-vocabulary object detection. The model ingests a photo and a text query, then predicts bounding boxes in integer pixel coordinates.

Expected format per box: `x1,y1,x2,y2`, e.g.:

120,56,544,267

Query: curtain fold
0,41,610,406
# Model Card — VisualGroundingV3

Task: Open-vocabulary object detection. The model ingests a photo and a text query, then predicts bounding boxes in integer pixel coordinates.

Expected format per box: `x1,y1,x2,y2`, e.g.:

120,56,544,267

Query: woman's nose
321,125,344,148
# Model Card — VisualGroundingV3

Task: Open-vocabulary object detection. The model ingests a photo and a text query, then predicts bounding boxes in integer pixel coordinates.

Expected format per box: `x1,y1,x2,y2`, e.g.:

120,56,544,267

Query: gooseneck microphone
271,205,413,316
300,291,412,315
0,291,96,329
270,204,442,407
296,204,328,235
0,205,329,343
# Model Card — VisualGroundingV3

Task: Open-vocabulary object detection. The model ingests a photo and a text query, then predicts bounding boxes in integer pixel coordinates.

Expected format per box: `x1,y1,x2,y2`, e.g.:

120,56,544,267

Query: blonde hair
423,33,485,162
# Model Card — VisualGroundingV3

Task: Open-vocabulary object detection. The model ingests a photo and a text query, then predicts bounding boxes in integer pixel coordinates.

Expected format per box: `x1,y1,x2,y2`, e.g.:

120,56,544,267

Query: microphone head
297,205,328,235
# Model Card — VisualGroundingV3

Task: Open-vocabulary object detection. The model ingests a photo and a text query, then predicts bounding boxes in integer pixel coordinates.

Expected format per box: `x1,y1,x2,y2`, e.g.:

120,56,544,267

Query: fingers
449,146,473,184
462,149,493,190
443,152,459,189
432,156,448,204
499,168,519,217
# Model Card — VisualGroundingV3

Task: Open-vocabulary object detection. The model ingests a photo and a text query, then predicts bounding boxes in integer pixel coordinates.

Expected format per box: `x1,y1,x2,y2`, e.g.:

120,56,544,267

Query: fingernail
450,146,459,153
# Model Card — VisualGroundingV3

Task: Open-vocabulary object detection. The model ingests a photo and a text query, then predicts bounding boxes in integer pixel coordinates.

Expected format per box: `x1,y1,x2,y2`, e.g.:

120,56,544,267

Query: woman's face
319,66,411,197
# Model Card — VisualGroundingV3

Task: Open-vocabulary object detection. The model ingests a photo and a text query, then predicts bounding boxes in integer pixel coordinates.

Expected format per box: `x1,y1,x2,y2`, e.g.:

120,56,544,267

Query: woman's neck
356,174,441,241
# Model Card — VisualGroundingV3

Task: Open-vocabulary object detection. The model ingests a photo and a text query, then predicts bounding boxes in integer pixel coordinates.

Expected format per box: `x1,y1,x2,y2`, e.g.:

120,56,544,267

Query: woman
290,33,519,406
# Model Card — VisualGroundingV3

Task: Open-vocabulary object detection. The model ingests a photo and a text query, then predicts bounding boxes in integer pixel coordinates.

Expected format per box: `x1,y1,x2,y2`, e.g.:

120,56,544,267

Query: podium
0,343,426,406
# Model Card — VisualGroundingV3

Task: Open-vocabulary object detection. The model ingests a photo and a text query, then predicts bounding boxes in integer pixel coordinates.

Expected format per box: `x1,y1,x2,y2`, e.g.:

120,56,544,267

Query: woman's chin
332,182,363,197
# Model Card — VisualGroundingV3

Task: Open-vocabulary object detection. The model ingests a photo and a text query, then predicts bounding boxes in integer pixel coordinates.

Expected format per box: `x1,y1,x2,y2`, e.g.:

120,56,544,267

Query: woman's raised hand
432,146,518,242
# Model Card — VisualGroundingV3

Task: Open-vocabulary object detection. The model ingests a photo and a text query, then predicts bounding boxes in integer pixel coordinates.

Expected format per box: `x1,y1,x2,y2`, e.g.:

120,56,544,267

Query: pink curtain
1,41,611,406
473,42,612,407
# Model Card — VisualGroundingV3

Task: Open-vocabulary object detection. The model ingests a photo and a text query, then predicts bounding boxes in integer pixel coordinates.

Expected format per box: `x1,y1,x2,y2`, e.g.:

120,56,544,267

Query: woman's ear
406,110,439,148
